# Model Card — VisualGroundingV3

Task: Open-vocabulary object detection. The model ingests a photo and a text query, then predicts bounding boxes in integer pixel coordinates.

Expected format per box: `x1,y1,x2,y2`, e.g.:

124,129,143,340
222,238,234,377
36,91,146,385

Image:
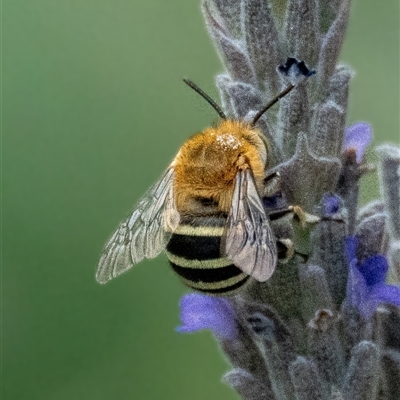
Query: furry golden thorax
173,120,269,214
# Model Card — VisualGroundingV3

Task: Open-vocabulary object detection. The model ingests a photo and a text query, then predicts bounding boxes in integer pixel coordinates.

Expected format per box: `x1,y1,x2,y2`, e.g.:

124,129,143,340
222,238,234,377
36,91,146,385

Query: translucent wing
225,169,277,282
96,168,180,284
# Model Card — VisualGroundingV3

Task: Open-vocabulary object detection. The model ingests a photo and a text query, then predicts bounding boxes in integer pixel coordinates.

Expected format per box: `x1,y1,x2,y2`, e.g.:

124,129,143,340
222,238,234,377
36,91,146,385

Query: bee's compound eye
196,196,218,207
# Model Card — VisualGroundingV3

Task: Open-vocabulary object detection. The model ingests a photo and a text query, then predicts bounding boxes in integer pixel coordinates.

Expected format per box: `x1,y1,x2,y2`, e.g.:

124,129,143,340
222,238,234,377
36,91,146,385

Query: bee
97,59,314,295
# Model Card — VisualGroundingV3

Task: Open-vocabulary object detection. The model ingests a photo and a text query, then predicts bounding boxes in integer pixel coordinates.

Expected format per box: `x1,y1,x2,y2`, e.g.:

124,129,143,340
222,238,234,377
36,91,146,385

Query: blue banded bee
97,58,315,295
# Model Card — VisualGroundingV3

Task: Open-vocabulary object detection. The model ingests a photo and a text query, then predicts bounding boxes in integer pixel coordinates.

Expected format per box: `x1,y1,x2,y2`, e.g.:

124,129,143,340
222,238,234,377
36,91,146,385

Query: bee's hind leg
268,205,319,264
277,237,310,263
277,238,295,263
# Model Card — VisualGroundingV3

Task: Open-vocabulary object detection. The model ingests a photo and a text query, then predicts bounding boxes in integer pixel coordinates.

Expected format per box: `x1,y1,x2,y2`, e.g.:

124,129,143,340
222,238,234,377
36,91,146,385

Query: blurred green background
2,0,399,399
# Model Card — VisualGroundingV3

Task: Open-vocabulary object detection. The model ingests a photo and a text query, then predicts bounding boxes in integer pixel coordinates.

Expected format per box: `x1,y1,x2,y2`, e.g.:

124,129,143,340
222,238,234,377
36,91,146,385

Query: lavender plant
177,0,400,398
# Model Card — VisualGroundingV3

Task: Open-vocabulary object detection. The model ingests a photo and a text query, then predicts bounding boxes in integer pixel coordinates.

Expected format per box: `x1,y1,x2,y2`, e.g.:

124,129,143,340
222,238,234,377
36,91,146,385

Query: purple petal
176,293,238,340
358,255,388,286
369,283,400,308
344,235,398,318
322,193,341,216
345,236,358,265
263,192,287,210
343,123,372,163
346,260,368,311
361,284,400,318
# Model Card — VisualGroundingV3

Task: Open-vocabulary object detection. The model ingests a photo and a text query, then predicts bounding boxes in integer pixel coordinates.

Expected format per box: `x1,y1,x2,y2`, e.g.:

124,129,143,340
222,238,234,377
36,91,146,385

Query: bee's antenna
183,79,227,120
251,84,294,126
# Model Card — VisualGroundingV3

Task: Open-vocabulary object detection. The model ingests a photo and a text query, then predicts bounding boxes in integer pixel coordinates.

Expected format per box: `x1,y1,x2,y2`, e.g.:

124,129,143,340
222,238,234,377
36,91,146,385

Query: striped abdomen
165,215,250,295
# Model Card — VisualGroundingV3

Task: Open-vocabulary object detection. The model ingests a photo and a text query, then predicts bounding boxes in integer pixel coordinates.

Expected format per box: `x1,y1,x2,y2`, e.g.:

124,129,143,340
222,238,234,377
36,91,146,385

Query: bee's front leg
263,171,281,197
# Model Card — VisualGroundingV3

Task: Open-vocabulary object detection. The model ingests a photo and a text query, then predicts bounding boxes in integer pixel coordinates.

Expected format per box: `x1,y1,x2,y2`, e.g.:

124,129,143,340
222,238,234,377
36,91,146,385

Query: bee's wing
225,169,277,282
96,168,180,284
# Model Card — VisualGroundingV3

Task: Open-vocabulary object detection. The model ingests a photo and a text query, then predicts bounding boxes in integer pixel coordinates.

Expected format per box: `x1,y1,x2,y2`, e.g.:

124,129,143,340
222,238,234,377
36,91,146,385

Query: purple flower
176,293,238,340
322,193,341,216
263,192,287,210
343,123,372,163
345,236,400,318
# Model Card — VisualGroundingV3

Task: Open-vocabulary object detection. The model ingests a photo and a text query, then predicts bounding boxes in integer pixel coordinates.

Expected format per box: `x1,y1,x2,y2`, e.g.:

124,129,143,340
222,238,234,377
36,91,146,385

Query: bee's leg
269,205,320,227
275,238,315,266
270,206,319,265
268,207,294,221
321,215,346,223
276,238,309,263
277,238,294,263
263,171,281,197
